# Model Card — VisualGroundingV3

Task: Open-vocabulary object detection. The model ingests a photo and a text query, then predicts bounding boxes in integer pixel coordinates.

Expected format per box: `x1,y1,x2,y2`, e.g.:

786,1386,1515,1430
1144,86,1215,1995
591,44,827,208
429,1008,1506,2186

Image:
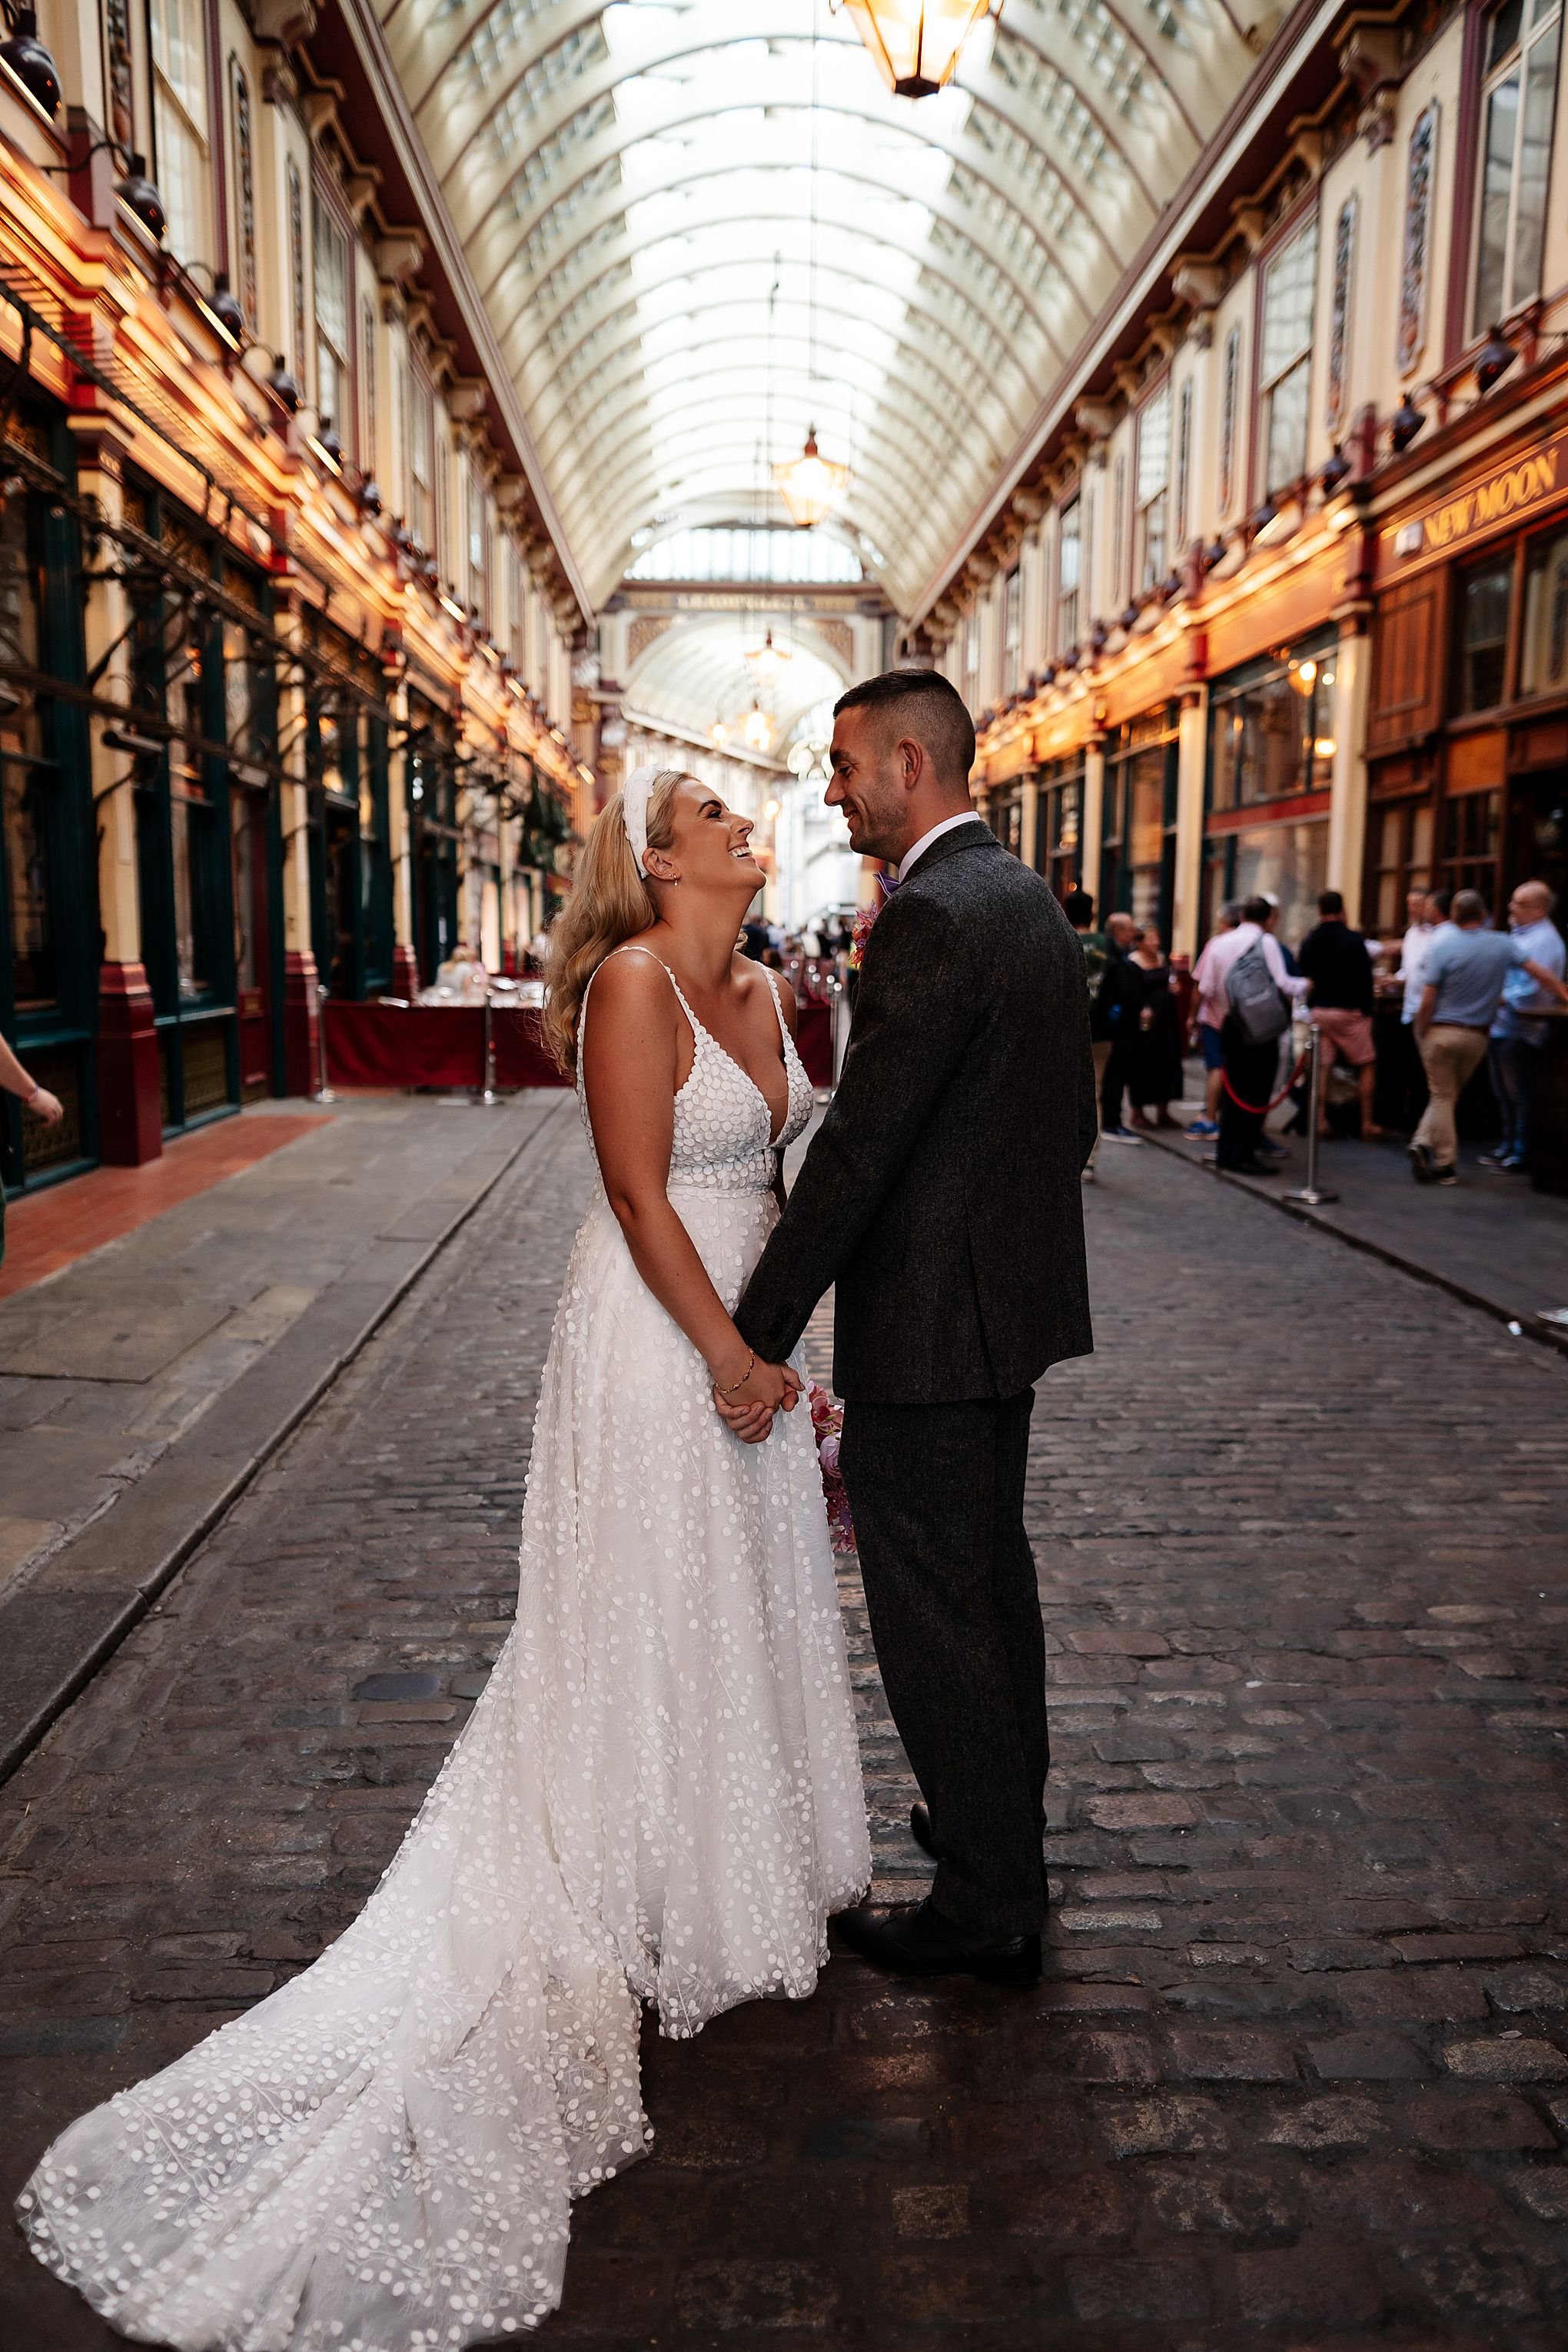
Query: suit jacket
735,822,1096,1404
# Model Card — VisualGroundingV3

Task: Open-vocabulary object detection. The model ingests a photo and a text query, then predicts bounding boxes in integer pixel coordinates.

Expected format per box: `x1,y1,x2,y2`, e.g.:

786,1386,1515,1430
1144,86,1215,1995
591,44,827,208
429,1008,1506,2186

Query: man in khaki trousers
1411,888,1568,1184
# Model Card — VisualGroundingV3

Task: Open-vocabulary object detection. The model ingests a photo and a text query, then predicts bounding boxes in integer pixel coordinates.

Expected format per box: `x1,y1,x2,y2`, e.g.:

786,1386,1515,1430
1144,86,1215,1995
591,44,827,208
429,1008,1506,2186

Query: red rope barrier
1219,1048,1310,1117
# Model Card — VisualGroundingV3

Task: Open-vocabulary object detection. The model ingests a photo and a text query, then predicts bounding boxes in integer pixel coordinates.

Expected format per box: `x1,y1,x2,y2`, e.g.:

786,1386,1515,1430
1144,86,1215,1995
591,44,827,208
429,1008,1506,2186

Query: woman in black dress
1126,926,1185,1129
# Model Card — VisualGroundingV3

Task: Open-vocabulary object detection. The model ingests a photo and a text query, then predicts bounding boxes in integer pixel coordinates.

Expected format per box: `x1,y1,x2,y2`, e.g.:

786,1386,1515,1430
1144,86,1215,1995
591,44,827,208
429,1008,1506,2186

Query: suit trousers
839,1390,1048,1941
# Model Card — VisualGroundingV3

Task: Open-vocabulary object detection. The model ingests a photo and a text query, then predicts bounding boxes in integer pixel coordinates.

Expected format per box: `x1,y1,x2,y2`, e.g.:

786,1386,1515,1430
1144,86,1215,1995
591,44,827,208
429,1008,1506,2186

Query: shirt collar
898,810,986,884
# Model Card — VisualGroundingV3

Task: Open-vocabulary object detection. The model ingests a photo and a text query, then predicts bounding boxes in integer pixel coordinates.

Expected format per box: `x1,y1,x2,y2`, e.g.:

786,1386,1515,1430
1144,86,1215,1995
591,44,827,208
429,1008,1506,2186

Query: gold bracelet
716,1349,756,1397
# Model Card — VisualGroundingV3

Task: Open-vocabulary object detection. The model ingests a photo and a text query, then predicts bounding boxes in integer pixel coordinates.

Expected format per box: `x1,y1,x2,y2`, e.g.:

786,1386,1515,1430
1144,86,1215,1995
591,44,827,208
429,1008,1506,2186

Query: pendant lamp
773,428,849,530
839,1,995,98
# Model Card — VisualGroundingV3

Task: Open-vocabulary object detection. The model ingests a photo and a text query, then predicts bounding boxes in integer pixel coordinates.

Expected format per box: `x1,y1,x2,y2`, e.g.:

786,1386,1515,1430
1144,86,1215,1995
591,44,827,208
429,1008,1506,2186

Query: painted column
385,669,419,998
70,414,161,1164
1081,734,1107,916
1019,776,1040,871
1171,683,1209,961
1327,615,1372,919
274,583,319,1095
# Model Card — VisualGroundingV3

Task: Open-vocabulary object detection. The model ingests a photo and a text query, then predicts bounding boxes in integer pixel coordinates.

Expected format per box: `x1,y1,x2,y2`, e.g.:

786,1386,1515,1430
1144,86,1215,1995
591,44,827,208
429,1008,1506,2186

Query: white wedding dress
18,950,870,2347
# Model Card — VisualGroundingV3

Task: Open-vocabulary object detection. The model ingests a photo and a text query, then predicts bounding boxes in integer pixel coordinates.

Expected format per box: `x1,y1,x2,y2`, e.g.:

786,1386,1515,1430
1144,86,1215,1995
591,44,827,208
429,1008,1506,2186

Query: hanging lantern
838,1,995,99
743,701,776,753
773,427,849,530
746,627,792,688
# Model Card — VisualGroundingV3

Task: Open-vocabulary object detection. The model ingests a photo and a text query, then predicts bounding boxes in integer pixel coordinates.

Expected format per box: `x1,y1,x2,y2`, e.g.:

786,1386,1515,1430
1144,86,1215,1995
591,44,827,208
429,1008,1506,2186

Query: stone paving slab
2,1128,1567,2346
1144,1069,1568,1356
0,1093,572,1782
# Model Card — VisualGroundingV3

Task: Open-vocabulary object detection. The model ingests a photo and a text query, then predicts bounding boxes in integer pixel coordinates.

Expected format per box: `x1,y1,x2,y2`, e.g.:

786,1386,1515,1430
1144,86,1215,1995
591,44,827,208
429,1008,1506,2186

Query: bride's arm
583,952,798,1420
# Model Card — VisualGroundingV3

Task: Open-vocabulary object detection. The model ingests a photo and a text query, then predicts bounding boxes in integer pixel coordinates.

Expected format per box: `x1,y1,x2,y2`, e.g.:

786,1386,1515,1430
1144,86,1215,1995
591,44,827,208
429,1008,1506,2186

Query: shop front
407,690,460,985
1033,752,1085,900
1100,704,1179,942
1368,424,1568,940
0,404,95,1198
304,619,394,1007
1203,631,1337,948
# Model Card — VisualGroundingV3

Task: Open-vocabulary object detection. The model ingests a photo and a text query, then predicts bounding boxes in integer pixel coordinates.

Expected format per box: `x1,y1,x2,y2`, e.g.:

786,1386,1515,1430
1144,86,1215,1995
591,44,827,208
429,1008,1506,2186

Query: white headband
623,763,661,878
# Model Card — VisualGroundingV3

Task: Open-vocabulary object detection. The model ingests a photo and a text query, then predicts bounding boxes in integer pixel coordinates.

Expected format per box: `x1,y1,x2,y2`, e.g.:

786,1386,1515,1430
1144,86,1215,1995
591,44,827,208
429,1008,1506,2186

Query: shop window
1104,709,1178,932
1111,453,1128,605
361,297,378,475
1229,819,1329,948
1260,216,1318,495
149,0,210,264
313,194,350,448
1473,0,1562,335
1211,643,1336,809
1370,799,1435,932
1034,759,1083,898
1457,554,1513,712
1520,527,1568,696
1443,788,1502,900
230,61,258,327
988,783,1022,858
962,610,980,712
1136,381,1171,592
1002,565,1021,693
287,161,307,379
1056,494,1081,652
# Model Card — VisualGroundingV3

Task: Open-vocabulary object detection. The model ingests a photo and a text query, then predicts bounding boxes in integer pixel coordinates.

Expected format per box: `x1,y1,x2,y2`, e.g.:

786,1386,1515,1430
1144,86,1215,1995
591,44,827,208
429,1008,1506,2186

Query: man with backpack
1193,894,1308,1174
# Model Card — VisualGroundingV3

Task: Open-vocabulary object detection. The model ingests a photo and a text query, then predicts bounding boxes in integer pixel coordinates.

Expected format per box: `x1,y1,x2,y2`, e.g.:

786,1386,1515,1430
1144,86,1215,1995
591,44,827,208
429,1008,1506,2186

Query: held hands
709,1350,802,1445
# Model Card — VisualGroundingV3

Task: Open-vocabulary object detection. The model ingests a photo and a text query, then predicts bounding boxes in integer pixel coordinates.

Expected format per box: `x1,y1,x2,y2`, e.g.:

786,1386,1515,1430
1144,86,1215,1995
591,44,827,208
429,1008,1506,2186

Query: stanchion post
1284,1024,1337,1206
311,980,337,1105
474,990,500,1109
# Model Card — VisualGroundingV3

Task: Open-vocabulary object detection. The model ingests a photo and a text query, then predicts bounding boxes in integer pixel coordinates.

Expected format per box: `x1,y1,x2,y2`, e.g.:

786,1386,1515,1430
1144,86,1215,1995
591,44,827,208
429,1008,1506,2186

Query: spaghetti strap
759,964,789,1047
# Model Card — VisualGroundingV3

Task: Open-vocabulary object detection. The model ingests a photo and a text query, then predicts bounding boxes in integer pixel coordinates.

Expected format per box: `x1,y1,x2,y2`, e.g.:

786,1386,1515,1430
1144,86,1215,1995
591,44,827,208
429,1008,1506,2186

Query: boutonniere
846,872,896,972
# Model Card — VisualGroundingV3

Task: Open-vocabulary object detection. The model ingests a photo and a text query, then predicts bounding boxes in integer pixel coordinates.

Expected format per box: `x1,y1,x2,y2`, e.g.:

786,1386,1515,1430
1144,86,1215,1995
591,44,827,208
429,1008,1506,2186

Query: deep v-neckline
619,948,792,1147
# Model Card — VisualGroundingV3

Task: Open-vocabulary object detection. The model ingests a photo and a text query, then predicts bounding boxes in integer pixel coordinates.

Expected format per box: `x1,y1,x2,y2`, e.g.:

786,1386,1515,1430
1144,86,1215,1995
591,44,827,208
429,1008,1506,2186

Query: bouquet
846,872,895,972
808,1383,856,1556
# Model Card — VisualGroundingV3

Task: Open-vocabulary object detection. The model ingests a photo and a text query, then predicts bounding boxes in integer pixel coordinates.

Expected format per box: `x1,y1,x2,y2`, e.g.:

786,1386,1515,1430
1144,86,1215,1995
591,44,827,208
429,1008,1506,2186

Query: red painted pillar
282,948,320,1098
96,962,161,1164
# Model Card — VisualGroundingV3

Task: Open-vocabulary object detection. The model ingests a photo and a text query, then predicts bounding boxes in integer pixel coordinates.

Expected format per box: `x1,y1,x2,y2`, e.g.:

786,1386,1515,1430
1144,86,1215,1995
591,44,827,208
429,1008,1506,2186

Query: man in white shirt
1400,888,1447,1026
1201,895,1309,1173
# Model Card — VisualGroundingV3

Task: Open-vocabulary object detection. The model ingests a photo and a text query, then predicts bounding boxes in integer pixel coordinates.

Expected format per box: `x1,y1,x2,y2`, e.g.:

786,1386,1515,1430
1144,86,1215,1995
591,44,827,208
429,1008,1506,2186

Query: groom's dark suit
734,819,1095,1939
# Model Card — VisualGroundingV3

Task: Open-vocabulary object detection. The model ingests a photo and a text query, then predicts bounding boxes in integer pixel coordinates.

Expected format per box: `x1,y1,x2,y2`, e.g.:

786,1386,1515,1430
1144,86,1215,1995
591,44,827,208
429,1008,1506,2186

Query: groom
723,668,1095,1985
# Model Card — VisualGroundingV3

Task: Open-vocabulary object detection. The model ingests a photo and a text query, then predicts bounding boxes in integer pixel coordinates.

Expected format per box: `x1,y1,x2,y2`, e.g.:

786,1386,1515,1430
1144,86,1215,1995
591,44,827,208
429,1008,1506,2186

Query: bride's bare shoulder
734,954,797,1033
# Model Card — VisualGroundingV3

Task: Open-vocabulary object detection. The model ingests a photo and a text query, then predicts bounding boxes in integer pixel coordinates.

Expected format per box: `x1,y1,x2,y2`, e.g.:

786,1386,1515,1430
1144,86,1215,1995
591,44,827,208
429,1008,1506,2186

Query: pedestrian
0,1035,65,1268
1297,889,1385,1141
1065,889,1114,1181
1125,925,1184,1128
1185,900,1240,1138
1097,912,1145,1144
1483,880,1567,1173
1195,895,1308,1174
1410,888,1568,1184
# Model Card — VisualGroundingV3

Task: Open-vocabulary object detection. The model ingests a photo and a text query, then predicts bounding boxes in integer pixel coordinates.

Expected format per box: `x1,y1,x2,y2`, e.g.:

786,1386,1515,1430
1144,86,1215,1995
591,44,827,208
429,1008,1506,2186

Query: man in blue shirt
1410,888,1568,1184
1485,880,1567,1173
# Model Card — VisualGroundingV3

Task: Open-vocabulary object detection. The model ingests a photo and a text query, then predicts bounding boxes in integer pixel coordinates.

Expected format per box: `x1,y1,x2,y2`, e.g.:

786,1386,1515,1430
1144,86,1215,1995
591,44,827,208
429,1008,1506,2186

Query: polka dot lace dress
18,950,870,2347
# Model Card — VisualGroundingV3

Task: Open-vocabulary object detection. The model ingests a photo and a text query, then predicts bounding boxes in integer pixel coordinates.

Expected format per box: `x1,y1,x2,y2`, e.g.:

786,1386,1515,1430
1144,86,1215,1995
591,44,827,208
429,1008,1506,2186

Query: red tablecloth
324,1002,570,1091
324,997,834,1094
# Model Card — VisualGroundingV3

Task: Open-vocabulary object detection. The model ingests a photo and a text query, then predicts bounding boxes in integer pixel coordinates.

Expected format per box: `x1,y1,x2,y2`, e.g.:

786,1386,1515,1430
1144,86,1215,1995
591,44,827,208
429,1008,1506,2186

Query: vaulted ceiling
379,0,1273,615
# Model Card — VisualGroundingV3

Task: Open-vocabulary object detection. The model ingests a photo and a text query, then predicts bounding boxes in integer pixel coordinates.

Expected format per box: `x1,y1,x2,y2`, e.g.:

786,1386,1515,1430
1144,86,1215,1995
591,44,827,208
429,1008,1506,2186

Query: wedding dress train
19,952,870,2347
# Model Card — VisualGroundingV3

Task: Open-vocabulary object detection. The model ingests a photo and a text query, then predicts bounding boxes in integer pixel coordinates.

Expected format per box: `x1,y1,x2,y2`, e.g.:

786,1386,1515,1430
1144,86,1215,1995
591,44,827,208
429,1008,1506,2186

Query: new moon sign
1383,431,1568,574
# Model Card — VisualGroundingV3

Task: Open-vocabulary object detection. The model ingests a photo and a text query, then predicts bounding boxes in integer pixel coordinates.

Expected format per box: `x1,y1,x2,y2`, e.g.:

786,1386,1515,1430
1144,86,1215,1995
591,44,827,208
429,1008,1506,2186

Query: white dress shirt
898,810,987,883
1400,919,1435,1025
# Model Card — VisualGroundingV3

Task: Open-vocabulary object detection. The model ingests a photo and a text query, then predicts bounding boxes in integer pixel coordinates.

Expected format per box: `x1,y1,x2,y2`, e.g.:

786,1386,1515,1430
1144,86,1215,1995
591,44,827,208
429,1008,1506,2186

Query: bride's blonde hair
542,768,691,1073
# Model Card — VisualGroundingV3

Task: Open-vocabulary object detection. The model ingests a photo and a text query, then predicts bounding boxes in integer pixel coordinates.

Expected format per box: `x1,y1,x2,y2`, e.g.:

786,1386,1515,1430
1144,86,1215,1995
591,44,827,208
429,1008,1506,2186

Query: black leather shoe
834,1897,1041,1986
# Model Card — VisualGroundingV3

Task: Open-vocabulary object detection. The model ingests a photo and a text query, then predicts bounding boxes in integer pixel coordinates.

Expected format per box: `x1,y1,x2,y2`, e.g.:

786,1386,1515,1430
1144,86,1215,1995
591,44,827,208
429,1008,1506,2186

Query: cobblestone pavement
3,1128,1568,2349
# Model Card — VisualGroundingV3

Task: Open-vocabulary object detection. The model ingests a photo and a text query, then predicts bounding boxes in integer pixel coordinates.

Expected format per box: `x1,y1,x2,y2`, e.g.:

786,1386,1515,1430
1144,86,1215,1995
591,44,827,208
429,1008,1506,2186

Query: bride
18,767,871,2347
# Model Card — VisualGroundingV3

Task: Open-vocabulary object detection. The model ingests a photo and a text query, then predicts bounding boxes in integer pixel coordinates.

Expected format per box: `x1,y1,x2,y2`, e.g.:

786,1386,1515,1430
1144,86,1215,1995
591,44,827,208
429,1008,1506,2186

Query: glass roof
381,0,1269,612
623,610,849,744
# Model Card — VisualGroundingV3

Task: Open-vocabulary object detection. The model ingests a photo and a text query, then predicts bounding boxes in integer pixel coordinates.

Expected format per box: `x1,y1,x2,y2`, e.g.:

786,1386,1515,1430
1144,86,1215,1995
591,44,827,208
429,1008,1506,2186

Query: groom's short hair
834,669,976,790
